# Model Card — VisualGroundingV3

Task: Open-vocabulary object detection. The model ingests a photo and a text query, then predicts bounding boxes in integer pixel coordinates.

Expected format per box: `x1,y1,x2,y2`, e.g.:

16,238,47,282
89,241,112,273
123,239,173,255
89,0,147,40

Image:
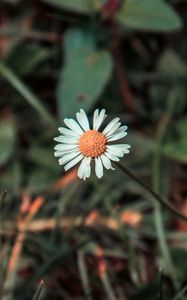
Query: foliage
57,29,113,117
116,0,182,31
0,0,187,299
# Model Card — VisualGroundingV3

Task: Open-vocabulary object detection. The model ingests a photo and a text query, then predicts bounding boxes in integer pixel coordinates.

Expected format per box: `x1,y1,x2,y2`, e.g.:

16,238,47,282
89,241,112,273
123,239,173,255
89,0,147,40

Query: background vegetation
1,0,187,299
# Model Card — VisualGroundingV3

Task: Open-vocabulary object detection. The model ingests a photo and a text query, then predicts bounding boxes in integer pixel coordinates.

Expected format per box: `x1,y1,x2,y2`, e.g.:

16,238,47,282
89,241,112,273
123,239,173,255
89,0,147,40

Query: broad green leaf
0,119,15,165
162,119,187,163
57,29,113,118
116,0,182,31
42,0,102,13
64,29,95,61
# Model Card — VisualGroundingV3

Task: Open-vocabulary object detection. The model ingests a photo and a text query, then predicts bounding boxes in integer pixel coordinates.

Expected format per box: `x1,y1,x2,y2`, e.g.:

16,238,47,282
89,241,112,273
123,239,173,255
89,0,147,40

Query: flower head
54,109,131,180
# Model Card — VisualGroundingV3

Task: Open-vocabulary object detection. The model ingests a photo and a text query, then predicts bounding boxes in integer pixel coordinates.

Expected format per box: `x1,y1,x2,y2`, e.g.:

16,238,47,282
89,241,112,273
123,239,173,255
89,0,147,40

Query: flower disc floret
79,130,107,158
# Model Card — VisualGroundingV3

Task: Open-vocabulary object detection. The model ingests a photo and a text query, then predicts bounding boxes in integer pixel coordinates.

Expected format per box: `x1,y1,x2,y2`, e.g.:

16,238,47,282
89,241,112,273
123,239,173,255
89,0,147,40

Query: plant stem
153,113,178,288
173,284,187,300
157,267,163,300
32,280,44,300
101,272,118,300
116,163,187,222
78,251,93,300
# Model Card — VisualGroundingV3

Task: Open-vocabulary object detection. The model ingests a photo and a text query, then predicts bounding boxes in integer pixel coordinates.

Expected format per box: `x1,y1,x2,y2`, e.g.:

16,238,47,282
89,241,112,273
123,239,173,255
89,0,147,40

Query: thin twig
2,210,142,234
2,197,44,300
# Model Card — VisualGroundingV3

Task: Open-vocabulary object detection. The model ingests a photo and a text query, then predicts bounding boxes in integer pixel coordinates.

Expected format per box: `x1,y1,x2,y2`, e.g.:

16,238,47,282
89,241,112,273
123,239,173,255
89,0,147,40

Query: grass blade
173,284,187,300
77,250,93,300
0,62,56,127
32,280,45,300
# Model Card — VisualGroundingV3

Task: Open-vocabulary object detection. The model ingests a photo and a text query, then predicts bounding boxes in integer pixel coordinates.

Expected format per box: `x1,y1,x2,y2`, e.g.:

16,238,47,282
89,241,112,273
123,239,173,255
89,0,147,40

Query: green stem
153,113,178,288
0,62,56,127
78,251,93,300
101,272,118,300
32,280,44,300
173,284,187,300
116,163,187,222
157,267,163,300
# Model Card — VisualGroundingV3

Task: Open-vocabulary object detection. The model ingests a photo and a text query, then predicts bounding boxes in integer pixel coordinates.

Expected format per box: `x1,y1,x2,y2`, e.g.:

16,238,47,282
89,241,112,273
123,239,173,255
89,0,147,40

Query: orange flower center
79,130,107,157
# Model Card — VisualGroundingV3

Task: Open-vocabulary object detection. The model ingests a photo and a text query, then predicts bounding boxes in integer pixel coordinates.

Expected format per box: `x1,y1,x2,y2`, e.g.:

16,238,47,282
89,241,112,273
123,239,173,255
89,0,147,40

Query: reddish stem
115,47,135,113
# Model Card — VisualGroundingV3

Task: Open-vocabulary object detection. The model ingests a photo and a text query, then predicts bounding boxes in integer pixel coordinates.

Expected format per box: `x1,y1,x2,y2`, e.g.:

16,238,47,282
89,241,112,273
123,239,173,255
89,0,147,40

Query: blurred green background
1,0,187,299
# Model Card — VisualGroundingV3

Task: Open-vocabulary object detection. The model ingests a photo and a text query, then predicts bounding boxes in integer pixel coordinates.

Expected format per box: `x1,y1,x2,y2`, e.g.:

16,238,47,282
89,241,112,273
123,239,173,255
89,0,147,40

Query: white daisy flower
54,109,131,180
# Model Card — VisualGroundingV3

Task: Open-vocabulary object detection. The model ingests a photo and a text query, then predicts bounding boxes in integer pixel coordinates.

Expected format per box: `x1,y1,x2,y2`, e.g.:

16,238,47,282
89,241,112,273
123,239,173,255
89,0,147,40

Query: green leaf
0,119,16,165
64,29,95,61
162,119,187,163
116,0,182,31
0,62,56,127
6,43,51,76
42,0,102,13
57,29,113,118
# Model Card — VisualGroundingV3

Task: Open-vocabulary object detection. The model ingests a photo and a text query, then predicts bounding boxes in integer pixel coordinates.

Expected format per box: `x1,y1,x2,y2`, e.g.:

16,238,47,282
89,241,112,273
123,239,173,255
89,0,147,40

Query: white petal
54,148,77,157
76,109,90,131
85,157,91,177
54,151,67,157
54,136,79,144
100,154,115,170
93,109,99,129
58,150,80,165
77,157,87,179
85,163,91,180
110,144,131,153
93,109,107,130
64,118,84,135
54,144,78,151
95,157,103,178
54,151,63,157
58,127,79,137
105,151,120,162
107,131,128,142
102,118,120,136
117,125,128,133
105,122,121,137
107,145,124,157
77,156,91,180
64,154,84,171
